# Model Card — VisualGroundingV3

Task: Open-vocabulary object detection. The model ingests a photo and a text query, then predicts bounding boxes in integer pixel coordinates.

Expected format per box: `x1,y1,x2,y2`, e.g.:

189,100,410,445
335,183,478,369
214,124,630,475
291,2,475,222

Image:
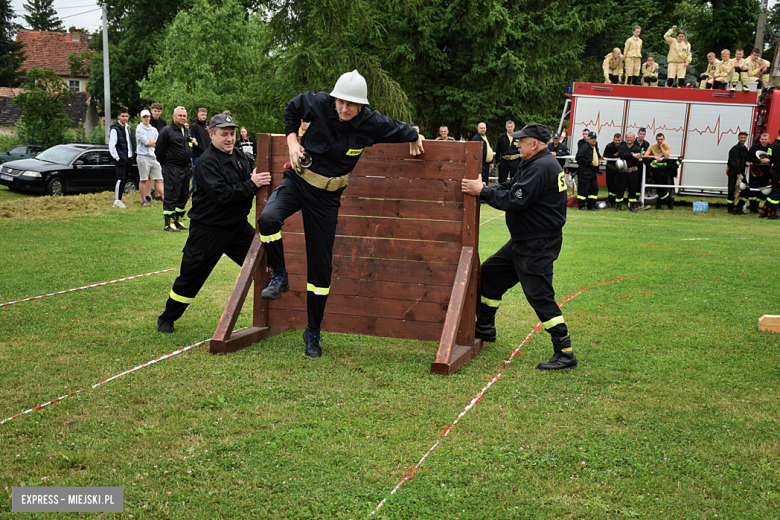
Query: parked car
0,144,139,196
0,144,43,165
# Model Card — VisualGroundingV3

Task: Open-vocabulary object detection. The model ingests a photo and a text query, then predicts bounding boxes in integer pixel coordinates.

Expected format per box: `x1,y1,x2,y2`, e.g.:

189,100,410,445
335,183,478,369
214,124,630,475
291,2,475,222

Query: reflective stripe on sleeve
307,283,330,296
169,290,192,304
260,232,282,243
542,315,565,329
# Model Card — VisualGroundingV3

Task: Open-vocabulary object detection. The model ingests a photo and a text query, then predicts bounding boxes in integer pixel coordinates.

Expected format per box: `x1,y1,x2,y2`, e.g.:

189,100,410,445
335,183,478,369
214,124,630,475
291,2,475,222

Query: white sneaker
113,200,126,208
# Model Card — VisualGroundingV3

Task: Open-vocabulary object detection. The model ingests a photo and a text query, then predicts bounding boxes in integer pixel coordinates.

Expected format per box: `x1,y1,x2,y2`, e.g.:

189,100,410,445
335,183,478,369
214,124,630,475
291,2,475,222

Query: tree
87,38,149,118
0,0,25,87
14,68,72,148
22,0,64,32
140,0,276,131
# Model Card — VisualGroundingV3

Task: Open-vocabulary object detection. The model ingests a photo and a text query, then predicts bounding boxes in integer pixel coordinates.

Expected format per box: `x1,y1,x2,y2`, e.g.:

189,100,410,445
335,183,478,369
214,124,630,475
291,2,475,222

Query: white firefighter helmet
330,70,370,105
615,158,628,172
739,181,749,191
761,186,773,195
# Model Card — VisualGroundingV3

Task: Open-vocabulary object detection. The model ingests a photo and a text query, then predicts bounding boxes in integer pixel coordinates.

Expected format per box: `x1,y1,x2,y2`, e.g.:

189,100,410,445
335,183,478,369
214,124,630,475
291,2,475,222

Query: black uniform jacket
150,117,167,132
603,142,620,160
155,123,193,167
617,141,641,167
283,91,418,178
770,139,780,176
471,133,493,164
188,145,256,229
547,142,569,157
576,141,601,173
727,143,748,173
480,149,567,240
747,143,771,176
496,133,519,158
190,118,212,159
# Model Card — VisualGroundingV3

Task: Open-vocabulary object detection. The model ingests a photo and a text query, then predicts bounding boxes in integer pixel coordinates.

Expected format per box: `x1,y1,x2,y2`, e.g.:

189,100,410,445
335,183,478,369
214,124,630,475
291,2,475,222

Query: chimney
69,28,81,42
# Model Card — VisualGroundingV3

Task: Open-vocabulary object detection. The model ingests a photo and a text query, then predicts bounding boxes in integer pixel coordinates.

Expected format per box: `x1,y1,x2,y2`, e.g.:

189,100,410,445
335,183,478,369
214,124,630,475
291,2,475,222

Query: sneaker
157,317,174,333
146,195,152,202
113,199,126,208
141,200,150,206
303,327,322,357
261,270,289,299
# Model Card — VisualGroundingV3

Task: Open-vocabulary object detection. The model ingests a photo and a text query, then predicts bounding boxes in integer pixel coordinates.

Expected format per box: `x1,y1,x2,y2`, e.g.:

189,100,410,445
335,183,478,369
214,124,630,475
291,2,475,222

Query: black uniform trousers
605,164,617,201
159,221,256,322
163,164,191,214
498,158,520,185
727,168,750,207
481,163,491,184
749,170,769,210
577,168,599,209
653,170,673,206
481,236,567,338
257,171,342,333
628,165,641,201
767,170,780,210
613,171,628,202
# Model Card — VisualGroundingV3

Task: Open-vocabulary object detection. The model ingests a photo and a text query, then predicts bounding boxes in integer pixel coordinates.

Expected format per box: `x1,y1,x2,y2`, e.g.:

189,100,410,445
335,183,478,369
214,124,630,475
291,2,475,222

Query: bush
66,122,106,145
0,131,21,153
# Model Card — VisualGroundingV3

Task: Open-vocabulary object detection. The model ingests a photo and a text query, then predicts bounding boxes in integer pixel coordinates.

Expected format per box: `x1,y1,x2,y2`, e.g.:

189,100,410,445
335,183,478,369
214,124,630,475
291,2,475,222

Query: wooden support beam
431,246,473,373
210,326,283,354
758,315,780,333
211,235,262,344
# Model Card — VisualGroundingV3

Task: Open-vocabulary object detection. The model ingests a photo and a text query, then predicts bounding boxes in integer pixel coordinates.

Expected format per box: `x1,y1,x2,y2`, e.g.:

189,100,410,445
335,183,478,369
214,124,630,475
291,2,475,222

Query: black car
0,144,139,196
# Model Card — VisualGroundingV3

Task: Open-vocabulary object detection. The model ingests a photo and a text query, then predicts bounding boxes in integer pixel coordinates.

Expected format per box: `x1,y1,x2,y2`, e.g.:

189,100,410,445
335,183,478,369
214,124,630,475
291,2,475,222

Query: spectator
577,128,590,150
190,108,211,166
149,102,166,132
471,122,495,183
495,120,520,184
155,106,194,232
412,125,425,139
237,127,256,165
223,110,232,116
108,108,134,209
136,109,164,206
435,126,455,141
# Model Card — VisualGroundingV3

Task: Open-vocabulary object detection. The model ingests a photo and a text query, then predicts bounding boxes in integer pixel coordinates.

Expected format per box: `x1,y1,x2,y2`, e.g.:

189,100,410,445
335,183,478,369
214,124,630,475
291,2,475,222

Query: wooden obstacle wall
210,134,484,374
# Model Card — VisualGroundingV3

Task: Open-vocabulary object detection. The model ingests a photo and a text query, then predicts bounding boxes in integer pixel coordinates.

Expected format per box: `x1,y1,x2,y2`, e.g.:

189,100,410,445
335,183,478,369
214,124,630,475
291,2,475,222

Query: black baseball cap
510,123,550,143
588,131,597,139
209,113,238,129
552,132,561,139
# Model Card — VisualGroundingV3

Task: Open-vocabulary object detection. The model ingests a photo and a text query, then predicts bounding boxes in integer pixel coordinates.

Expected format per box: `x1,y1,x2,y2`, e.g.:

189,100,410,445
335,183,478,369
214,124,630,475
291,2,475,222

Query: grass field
0,185,778,519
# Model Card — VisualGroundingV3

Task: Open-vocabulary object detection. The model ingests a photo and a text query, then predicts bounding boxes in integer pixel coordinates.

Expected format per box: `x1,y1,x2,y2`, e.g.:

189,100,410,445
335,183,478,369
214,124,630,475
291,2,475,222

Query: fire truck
560,82,780,199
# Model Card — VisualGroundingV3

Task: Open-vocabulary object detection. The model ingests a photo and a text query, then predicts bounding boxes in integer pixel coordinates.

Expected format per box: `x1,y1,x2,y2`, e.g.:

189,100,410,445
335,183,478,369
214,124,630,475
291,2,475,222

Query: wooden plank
269,292,447,323
286,275,452,303
430,344,474,375
758,315,780,333
281,215,462,242
210,326,270,354
433,247,473,366
269,156,468,180
281,234,462,264
267,310,443,342
282,253,458,286
339,198,463,221
269,172,464,202
212,234,262,342
253,133,274,329
456,145,482,346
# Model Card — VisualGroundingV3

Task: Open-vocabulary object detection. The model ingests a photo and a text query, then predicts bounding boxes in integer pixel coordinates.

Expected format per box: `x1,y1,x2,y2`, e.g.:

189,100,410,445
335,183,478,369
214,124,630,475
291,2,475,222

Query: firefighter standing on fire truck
257,70,425,357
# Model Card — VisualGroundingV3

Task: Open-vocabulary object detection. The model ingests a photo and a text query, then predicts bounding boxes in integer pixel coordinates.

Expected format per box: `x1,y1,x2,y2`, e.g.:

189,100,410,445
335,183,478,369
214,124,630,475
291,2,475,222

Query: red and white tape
371,275,637,514
0,335,214,426
480,213,505,227
0,268,177,308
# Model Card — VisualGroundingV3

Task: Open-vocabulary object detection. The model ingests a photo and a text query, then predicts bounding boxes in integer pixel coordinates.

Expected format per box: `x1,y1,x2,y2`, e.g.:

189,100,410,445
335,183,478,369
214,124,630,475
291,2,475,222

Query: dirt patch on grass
0,191,122,220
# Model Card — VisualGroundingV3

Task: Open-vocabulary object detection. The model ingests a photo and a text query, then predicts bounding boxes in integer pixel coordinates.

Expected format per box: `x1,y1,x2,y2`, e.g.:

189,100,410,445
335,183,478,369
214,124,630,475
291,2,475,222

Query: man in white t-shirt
136,109,164,206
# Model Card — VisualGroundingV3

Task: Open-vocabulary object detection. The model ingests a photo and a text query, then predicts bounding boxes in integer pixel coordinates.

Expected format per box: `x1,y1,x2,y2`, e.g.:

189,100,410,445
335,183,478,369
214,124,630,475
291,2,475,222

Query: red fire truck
561,82,780,198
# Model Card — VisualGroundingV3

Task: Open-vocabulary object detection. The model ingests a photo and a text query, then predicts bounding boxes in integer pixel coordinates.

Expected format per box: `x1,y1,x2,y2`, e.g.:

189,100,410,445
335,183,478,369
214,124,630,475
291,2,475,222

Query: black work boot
727,203,735,215
164,215,179,232
536,335,577,371
303,327,322,357
770,206,780,220
666,197,674,210
174,211,188,231
734,203,746,215
261,269,289,299
760,204,770,218
157,317,175,333
475,303,498,343
615,202,622,212
628,201,637,213
656,200,664,210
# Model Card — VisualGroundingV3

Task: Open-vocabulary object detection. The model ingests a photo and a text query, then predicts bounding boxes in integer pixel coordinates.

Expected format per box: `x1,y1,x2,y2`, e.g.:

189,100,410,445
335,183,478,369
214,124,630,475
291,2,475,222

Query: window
68,79,81,91
78,152,100,165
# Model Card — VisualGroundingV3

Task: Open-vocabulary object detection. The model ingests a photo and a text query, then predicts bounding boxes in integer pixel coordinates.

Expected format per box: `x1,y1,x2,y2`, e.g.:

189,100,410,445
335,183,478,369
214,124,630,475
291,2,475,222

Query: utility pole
755,0,769,52
102,2,111,144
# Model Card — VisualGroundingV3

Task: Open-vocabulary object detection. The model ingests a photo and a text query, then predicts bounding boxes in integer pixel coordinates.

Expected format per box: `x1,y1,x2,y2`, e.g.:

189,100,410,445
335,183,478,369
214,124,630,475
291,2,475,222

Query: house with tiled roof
15,29,94,93
0,88,99,137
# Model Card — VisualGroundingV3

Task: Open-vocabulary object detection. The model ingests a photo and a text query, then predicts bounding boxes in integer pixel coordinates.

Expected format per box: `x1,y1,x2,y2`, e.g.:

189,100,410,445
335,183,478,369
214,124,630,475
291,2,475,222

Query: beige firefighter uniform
714,58,733,88
624,36,643,79
698,60,720,89
641,61,659,86
664,29,692,80
746,55,770,83
731,57,749,90
603,53,624,82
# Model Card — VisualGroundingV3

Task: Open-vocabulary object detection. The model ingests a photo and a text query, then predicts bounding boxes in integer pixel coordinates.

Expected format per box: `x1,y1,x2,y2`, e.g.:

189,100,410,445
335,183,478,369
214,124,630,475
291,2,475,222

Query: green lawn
0,189,778,519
